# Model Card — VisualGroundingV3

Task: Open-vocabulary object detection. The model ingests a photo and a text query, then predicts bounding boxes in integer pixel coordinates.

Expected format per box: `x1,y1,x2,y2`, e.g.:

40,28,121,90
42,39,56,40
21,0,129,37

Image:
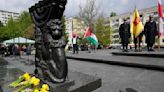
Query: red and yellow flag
130,8,144,38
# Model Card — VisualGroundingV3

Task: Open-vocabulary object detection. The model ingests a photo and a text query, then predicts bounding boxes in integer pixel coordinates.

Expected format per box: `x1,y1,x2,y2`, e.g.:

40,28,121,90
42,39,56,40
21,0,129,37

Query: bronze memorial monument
29,0,68,83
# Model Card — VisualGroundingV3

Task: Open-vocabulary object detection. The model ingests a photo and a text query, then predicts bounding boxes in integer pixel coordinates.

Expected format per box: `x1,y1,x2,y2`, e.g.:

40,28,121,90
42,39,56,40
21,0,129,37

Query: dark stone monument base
68,71,101,92
0,57,101,92
43,71,101,92
48,80,75,92
1,68,101,92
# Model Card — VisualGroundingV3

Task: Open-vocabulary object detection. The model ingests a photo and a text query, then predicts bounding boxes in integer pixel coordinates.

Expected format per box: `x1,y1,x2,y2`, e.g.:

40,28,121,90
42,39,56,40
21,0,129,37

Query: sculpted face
46,20,63,39
51,29,62,39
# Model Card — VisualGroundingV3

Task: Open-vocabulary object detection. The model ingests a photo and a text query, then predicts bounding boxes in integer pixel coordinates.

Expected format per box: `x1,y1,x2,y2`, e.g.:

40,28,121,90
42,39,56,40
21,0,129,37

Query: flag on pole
130,7,144,38
84,27,98,48
158,0,163,18
158,0,164,36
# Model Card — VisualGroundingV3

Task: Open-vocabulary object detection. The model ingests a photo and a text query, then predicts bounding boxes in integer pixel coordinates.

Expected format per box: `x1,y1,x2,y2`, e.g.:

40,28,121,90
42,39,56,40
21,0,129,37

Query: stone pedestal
0,57,102,92
42,71,101,92
48,80,75,92
68,71,101,92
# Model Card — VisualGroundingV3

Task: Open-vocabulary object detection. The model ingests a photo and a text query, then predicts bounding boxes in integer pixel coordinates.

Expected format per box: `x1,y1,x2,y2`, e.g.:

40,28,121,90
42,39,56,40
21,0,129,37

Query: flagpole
157,0,163,51
158,17,160,51
72,18,74,47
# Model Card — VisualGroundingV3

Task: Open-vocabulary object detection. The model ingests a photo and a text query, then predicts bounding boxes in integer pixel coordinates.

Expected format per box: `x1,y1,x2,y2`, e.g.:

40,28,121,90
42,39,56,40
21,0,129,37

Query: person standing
144,16,158,51
72,35,78,54
26,44,31,55
133,31,144,52
0,85,3,92
119,19,131,52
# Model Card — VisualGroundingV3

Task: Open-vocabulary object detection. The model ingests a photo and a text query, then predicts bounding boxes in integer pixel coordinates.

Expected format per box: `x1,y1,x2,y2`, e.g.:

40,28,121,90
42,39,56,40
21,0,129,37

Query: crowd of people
119,16,158,52
0,44,32,57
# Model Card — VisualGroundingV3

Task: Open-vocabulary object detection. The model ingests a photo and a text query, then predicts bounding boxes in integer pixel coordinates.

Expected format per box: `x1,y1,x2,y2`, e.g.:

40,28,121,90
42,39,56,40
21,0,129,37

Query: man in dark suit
119,19,131,52
144,16,157,51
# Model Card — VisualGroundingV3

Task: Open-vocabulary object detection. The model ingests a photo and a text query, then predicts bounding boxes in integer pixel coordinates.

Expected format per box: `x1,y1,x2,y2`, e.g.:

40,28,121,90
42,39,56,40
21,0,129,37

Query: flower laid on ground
13,77,40,92
40,84,49,92
23,73,31,81
9,73,31,88
33,89,40,92
30,77,40,86
9,73,50,92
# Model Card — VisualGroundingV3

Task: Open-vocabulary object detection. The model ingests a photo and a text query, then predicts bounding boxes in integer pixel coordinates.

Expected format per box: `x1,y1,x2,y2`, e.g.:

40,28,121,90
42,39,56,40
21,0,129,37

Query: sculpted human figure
29,0,68,83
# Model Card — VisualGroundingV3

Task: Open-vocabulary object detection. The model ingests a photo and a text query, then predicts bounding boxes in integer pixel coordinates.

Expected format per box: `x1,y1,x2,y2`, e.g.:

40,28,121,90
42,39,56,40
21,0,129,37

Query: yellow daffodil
33,89,40,92
41,84,49,91
29,77,35,84
9,73,45,92
33,78,40,86
40,89,49,92
23,73,31,81
30,77,40,86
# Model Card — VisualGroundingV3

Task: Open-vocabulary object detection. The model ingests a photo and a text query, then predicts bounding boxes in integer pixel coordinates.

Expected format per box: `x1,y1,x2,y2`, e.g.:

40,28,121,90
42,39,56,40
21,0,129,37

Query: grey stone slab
67,59,164,92
68,71,101,92
66,51,164,71
0,57,8,65
112,51,164,58
44,79,75,92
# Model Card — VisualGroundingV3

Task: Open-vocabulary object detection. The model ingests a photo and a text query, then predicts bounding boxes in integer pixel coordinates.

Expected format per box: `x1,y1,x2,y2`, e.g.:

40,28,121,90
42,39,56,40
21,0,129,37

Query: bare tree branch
78,0,98,27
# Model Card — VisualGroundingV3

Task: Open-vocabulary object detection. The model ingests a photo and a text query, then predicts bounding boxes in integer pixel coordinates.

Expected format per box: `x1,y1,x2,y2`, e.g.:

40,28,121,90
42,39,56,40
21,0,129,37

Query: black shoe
147,49,150,51
149,49,154,51
125,50,128,52
138,48,142,52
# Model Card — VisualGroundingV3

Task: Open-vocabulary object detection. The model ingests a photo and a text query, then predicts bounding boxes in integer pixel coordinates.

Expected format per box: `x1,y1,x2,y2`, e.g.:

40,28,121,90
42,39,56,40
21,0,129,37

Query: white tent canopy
3,37,35,45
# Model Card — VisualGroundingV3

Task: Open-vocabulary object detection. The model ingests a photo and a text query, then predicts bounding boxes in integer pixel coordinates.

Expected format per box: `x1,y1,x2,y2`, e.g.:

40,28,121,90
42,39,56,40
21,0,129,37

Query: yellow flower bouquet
9,73,49,92
9,73,31,88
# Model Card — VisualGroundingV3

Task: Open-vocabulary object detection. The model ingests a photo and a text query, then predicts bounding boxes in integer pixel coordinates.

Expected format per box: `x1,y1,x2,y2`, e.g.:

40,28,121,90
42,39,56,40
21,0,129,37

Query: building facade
0,10,20,25
65,17,86,45
106,5,164,46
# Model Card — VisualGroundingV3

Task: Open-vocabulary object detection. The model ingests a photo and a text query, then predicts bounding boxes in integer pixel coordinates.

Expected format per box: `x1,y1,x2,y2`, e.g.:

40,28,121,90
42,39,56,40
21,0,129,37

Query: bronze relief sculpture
29,0,68,83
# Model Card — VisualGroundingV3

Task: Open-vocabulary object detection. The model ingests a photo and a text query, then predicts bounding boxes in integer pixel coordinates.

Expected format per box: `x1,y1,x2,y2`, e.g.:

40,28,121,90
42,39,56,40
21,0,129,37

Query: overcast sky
0,0,164,17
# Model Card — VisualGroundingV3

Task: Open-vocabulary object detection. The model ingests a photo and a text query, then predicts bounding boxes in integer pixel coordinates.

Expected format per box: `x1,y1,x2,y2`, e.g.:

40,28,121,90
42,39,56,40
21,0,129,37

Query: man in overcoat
144,16,157,51
119,19,131,52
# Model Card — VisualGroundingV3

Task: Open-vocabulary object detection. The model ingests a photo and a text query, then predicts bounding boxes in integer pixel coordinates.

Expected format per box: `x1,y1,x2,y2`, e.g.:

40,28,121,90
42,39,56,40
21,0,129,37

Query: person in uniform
144,16,158,51
119,18,131,52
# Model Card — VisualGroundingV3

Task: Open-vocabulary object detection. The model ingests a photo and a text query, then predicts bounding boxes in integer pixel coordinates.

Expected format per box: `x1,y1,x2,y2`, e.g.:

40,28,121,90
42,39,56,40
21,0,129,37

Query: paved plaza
1,49,164,92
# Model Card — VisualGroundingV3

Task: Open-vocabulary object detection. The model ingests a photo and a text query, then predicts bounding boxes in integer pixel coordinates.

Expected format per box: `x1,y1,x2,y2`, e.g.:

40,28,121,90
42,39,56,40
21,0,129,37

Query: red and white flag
158,0,163,36
158,0,163,17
